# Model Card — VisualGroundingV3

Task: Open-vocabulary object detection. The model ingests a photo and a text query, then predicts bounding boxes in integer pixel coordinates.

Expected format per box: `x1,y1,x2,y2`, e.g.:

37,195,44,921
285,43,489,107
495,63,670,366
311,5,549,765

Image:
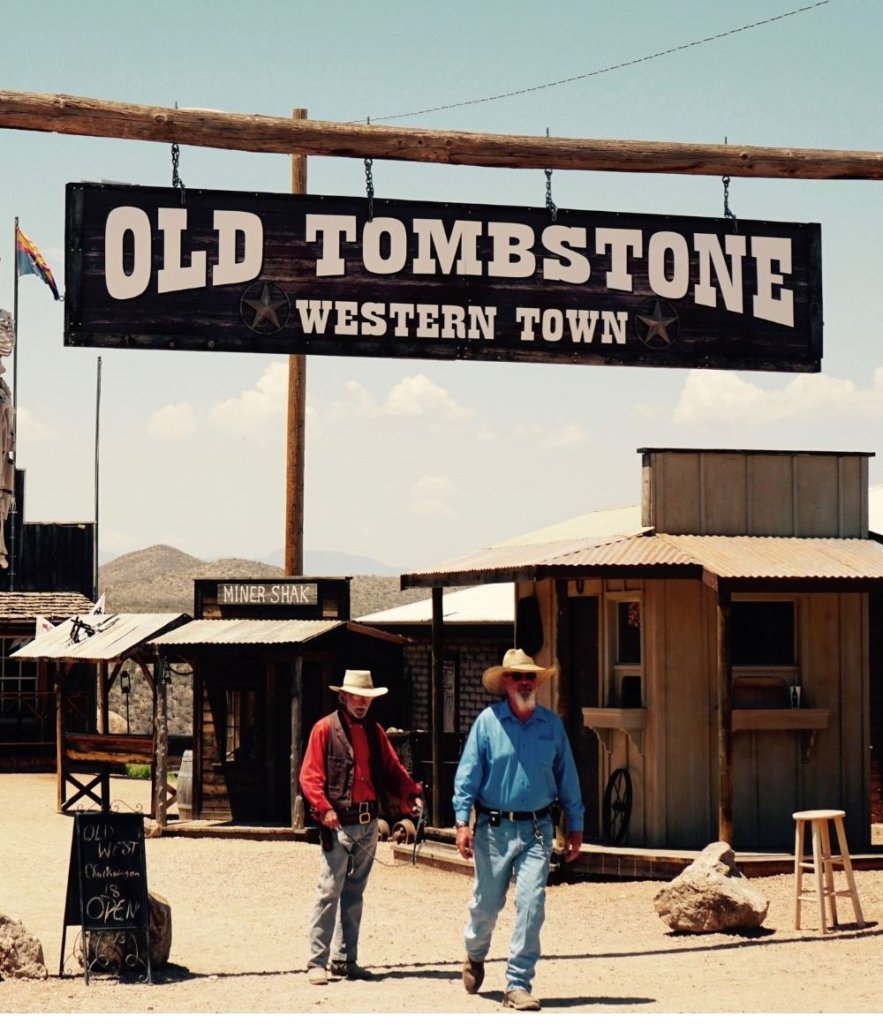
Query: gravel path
1,773,881,1014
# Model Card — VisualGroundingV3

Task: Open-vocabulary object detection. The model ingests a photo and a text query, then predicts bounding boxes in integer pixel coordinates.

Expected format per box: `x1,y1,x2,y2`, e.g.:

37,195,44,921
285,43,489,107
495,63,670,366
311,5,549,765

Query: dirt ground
1,774,883,1016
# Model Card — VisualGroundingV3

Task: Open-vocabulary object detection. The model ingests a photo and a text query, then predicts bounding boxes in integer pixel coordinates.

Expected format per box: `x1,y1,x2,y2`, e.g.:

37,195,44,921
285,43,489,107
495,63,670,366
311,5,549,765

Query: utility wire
365,1,832,124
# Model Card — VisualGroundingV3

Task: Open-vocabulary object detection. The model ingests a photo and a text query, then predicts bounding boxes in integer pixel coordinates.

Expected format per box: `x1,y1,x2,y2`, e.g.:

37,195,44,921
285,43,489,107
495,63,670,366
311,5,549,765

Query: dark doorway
567,596,600,840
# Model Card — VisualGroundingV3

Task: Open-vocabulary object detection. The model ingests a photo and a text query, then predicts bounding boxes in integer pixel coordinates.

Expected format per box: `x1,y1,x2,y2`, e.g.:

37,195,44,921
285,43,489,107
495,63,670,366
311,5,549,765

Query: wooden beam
3,90,883,179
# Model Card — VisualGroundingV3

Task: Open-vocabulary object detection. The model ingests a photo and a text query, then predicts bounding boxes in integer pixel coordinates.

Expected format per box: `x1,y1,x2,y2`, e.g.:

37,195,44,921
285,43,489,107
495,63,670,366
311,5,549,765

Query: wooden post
284,107,308,577
55,668,64,813
717,589,733,844
153,657,169,827
290,655,304,828
431,588,444,828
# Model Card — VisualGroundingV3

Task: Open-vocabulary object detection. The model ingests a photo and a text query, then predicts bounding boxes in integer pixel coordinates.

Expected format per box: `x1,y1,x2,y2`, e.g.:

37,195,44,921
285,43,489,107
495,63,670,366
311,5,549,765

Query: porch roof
151,618,407,648
11,612,190,661
401,533,883,592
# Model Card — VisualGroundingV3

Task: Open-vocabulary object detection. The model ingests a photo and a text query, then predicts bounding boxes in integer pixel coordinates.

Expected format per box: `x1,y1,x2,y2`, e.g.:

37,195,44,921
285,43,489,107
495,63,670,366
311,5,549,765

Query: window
225,689,260,763
732,601,795,666
608,597,643,707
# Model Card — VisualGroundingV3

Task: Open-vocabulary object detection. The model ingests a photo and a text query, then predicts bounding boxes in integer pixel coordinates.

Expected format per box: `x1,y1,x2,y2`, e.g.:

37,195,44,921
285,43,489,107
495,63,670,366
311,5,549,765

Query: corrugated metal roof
0,592,94,625
153,618,344,647
403,530,883,589
490,505,644,547
12,612,190,661
660,534,883,581
358,582,514,626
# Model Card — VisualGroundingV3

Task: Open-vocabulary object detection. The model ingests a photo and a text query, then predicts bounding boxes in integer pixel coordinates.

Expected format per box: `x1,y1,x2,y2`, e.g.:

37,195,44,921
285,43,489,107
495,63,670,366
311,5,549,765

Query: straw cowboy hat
482,648,556,696
329,669,388,698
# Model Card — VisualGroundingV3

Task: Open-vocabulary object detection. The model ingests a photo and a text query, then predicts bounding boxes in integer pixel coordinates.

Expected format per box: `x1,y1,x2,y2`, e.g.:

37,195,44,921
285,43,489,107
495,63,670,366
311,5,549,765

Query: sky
1,0,881,574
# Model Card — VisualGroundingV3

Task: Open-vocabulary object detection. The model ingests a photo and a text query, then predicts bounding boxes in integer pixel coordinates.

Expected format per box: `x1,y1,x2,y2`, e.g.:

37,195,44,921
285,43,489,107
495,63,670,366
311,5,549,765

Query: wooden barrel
177,749,194,820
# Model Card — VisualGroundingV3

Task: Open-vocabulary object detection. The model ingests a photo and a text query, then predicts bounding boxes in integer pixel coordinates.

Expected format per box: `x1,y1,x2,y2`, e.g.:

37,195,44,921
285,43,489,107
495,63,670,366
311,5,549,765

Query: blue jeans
463,816,554,992
307,819,378,969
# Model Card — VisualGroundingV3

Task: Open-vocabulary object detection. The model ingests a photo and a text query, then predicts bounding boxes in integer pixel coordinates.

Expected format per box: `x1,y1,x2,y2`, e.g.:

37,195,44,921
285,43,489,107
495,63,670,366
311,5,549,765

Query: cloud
540,424,586,448
673,368,883,425
15,408,58,443
147,402,196,440
329,374,472,420
409,474,458,517
208,361,289,437
512,422,586,447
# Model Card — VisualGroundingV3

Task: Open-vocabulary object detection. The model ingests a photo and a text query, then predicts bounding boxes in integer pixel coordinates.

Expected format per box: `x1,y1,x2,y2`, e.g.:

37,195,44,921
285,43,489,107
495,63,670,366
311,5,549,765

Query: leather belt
475,803,552,822
336,801,377,825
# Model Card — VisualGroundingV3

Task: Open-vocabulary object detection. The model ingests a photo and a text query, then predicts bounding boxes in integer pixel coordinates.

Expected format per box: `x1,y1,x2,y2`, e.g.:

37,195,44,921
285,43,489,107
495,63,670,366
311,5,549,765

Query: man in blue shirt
453,648,584,1011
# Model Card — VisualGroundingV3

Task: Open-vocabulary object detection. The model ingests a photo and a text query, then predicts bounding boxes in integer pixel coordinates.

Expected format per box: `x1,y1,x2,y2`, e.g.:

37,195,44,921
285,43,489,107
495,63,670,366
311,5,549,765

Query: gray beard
510,691,537,714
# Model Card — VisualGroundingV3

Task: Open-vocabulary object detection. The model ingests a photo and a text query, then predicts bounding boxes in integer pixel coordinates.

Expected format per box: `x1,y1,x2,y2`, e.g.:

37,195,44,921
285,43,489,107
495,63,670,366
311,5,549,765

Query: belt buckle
358,801,371,825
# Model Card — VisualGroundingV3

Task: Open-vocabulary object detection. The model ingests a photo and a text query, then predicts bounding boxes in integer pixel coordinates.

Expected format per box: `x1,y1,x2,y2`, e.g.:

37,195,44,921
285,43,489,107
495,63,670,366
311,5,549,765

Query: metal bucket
177,749,193,821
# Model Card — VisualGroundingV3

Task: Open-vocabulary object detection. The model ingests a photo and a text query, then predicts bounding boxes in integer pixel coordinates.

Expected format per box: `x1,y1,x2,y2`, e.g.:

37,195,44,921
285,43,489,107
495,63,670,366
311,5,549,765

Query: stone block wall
406,638,505,734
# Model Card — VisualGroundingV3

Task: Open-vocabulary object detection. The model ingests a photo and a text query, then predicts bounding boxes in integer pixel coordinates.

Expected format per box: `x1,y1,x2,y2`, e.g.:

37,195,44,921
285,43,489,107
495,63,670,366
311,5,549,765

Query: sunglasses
503,671,537,681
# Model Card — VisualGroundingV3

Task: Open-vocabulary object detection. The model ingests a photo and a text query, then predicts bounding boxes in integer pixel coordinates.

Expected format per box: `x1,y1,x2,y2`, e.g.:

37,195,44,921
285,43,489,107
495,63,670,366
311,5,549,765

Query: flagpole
93,356,101,602
9,217,20,591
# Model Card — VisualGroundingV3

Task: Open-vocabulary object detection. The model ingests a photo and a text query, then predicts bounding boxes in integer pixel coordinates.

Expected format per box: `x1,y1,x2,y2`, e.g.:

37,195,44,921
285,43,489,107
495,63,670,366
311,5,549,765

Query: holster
319,824,334,851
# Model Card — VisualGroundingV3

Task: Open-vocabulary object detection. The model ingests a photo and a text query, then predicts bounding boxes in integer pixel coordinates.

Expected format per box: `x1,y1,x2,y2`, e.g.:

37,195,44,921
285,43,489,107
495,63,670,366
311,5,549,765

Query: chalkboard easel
61,811,152,984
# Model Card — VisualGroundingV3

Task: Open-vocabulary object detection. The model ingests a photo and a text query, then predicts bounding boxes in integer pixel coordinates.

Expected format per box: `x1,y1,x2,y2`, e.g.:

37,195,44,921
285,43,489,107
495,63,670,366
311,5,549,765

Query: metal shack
153,576,407,826
402,448,883,852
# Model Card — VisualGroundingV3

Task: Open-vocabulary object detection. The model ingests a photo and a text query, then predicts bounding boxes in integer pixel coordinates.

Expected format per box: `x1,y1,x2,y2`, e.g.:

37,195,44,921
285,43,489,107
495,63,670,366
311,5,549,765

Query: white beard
510,690,537,715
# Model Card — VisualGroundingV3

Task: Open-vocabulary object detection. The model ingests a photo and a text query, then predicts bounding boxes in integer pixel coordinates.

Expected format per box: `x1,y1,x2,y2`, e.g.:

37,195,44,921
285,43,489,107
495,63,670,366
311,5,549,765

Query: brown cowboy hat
329,668,388,698
482,648,556,696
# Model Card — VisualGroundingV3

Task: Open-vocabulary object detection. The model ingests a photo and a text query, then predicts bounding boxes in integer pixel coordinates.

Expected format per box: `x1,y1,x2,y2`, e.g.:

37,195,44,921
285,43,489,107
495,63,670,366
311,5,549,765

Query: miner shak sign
65,182,822,372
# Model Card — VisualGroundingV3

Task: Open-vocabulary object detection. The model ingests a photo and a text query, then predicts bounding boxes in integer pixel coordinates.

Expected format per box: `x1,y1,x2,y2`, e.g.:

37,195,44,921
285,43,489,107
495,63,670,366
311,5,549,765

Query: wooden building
0,592,95,771
153,577,407,826
11,611,190,815
402,448,883,852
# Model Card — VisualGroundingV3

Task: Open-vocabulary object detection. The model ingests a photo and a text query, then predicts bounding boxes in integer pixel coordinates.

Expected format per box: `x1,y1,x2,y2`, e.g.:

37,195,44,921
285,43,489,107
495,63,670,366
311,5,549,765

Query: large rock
654,842,769,933
0,913,49,980
81,890,172,971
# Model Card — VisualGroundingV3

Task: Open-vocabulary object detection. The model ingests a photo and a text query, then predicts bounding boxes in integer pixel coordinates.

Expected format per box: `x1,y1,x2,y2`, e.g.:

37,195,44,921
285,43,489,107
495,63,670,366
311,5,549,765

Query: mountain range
97,545,429,619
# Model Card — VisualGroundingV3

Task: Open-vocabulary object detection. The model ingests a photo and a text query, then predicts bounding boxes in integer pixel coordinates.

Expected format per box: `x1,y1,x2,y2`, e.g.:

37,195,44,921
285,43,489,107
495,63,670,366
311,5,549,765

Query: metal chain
544,128,557,222
722,136,736,223
364,158,374,221
364,117,375,221
171,101,186,206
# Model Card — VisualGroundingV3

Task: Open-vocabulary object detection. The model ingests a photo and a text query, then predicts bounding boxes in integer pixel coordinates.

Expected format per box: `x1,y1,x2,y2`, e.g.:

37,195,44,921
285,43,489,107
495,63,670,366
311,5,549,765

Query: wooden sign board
216,581,318,605
65,182,822,373
61,811,151,983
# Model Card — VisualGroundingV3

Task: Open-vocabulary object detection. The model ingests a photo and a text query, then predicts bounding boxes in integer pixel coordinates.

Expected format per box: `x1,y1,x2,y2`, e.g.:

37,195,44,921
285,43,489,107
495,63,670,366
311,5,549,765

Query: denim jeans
463,816,554,992
307,819,378,969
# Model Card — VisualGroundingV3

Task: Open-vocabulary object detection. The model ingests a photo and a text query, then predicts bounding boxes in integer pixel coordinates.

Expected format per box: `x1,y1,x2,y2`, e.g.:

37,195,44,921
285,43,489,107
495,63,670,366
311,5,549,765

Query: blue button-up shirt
452,700,584,831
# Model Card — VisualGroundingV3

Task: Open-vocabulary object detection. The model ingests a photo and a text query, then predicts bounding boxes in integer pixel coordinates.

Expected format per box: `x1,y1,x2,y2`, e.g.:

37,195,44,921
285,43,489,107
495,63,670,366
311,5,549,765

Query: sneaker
462,957,485,994
503,988,541,1011
307,966,328,985
330,960,374,980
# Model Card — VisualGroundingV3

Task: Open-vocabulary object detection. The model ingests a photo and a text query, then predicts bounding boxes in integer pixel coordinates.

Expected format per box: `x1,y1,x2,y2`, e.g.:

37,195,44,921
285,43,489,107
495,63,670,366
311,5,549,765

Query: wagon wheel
377,818,391,842
602,768,633,845
392,818,417,845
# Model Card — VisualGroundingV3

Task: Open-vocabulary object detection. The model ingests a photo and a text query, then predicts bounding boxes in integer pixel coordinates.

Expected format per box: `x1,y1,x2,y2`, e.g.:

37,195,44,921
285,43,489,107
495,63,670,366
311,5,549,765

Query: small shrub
124,763,152,780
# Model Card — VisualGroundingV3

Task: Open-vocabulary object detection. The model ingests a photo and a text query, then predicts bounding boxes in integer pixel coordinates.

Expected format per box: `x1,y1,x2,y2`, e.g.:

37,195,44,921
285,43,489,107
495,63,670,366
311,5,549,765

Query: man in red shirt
299,669,422,985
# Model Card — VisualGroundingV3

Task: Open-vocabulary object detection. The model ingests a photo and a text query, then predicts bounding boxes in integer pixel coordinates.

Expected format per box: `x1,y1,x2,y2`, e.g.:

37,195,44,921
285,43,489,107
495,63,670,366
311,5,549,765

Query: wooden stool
793,810,864,933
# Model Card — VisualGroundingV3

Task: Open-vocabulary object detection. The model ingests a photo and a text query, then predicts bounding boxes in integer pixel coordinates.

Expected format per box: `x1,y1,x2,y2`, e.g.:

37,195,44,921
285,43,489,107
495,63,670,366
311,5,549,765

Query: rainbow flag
16,226,60,300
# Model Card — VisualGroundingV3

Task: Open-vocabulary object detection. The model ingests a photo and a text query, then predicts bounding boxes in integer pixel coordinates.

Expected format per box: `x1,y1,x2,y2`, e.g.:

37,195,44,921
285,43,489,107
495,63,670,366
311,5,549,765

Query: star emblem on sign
634,298,679,351
240,280,290,333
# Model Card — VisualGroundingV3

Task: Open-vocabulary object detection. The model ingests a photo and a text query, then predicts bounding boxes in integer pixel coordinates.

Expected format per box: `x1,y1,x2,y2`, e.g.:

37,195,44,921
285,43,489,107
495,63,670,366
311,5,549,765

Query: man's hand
455,824,473,860
563,831,583,862
321,808,340,829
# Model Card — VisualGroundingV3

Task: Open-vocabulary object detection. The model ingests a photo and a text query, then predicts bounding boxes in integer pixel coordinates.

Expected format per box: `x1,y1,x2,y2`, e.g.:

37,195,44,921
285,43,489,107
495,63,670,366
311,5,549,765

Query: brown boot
462,957,485,993
503,988,541,1011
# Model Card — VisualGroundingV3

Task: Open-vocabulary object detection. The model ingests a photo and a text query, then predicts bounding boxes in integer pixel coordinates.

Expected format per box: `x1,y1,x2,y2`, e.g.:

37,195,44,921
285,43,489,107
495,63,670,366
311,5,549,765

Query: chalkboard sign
61,812,151,982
